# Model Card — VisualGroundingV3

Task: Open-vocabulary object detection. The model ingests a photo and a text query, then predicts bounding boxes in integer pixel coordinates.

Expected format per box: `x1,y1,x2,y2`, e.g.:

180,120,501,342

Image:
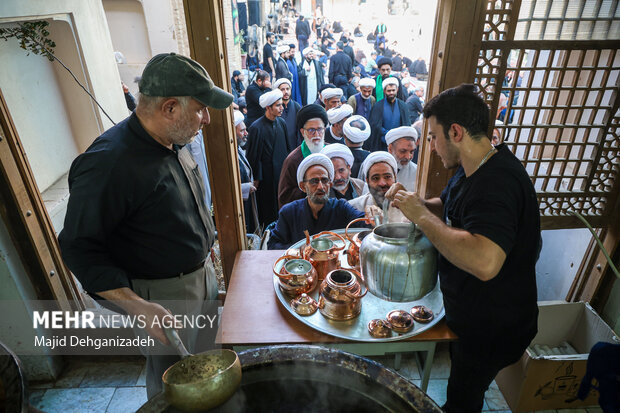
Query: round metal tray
273,228,444,342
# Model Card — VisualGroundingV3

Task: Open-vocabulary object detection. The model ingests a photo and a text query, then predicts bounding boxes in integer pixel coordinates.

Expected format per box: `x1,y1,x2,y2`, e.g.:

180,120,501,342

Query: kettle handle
343,268,368,299
345,218,372,241
314,231,347,251
272,254,300,279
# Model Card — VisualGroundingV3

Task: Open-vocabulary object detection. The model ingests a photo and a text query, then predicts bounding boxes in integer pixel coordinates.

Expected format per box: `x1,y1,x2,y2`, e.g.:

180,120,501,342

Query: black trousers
443,339,526,413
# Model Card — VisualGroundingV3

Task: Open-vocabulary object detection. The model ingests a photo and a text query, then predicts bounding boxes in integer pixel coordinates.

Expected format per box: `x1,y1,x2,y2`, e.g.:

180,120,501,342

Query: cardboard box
496,301,618,412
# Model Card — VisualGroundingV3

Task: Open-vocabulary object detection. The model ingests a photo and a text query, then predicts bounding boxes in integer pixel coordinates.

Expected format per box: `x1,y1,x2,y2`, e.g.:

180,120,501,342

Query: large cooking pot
360,223,438,302
138,345,443,412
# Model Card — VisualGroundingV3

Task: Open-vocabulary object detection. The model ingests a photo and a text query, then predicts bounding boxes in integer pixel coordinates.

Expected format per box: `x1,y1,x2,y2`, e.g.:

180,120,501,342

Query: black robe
275,57,292,81
245,82,269,128
245,116,290,227
281,100,302,151
350,147,370,178
324,126,345,145
365,98,411,152
298,58,325,106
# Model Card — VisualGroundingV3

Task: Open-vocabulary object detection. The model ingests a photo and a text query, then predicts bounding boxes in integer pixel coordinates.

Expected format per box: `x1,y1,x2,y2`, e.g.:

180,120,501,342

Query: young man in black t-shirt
262,32,276,77
387,84,540,413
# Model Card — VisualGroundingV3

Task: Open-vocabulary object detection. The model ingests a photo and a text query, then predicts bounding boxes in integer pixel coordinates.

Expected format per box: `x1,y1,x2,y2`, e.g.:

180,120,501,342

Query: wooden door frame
0,90,82,310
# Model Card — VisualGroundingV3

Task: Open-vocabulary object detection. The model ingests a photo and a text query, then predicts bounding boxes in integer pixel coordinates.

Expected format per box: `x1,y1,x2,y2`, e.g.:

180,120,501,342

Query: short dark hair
423,84,489,140
256,69,270,82
266,32,274,40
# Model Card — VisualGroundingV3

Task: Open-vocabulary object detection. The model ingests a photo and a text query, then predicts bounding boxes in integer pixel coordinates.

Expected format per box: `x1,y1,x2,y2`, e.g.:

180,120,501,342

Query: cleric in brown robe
277,104,328,209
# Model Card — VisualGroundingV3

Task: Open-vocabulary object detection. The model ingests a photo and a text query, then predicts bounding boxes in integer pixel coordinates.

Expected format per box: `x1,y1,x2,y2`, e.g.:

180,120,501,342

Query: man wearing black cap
59,53,234,399
373,57,407,101
328,41,353,90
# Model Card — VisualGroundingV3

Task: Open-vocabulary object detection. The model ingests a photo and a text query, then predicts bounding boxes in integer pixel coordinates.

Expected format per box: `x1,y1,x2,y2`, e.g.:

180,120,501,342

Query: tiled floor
28,344,603,413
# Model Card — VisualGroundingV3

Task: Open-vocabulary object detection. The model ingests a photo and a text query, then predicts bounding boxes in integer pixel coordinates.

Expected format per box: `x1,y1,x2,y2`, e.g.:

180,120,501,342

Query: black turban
377,57,393,68
296,104,328,131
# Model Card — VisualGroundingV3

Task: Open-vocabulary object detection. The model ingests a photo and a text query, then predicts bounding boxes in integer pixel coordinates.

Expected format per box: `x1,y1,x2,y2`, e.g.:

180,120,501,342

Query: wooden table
217,250,457,391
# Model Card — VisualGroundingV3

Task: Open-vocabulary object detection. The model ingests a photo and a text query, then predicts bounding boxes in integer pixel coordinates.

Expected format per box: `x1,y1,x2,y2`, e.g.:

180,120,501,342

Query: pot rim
372,223,421,242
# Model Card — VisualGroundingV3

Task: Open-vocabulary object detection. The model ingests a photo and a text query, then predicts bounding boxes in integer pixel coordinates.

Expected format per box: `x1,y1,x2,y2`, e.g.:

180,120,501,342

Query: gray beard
369,186,385,205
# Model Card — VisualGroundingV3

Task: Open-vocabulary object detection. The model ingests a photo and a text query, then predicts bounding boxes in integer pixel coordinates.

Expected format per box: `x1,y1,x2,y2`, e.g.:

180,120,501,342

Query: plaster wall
0,0,128,133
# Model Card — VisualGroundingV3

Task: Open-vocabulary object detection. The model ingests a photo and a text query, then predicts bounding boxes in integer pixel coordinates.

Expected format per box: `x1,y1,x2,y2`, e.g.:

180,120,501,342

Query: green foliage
0,20,57,61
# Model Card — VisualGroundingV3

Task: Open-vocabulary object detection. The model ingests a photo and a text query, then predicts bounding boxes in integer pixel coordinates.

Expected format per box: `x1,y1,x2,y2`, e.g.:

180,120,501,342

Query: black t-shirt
263,43,274,71
439,144,540,351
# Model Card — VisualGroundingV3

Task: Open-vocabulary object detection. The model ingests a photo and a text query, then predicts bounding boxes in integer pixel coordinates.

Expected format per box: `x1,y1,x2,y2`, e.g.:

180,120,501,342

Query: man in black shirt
295,14,311,51
387,84,539,413
59,53,234,398
245,69,271,127
328,42,353,90
262,32,276,77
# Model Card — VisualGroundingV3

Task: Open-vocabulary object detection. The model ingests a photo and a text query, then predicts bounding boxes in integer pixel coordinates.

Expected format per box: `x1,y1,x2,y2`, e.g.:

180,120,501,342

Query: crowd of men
231,16,431,238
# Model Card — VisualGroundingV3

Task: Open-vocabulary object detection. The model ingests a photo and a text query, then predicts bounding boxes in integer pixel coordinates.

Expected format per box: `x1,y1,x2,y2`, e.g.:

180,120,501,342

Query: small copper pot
273,255,318,296
302,231,346,281
345,218,373,269
318,268,367,320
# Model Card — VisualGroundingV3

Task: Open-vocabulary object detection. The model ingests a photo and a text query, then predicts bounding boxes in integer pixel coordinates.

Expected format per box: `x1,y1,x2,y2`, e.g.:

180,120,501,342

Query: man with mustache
299,47,325,105
386,126,418,192
277,104,328,209
321,87,344,111
59,53,233,399
324,104,353,144
349,151,405,223
268,153,366,249
373,57,407,101
347,77,376,121
321,143,365,200
366,77,411,152
246,89,290,227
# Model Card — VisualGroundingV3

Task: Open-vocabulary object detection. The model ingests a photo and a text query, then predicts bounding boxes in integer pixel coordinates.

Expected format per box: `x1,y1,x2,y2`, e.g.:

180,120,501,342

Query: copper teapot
272,255,318,296
300,230,346,281
318,268,367,320
344,218,373,269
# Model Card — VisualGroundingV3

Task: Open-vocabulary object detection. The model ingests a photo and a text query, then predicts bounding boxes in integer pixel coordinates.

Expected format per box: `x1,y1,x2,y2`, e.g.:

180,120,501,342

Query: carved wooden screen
474,0,620,229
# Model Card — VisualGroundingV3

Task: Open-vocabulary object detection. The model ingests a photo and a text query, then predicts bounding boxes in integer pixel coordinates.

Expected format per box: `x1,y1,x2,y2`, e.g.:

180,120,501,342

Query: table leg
416,342,436,392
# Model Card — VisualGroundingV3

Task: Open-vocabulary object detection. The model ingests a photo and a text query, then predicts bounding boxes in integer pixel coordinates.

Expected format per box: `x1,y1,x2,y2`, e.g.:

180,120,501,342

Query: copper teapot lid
368,319,393,338
410,305,434,323
291,293,318,316
386,310,415,333
284,259,313,275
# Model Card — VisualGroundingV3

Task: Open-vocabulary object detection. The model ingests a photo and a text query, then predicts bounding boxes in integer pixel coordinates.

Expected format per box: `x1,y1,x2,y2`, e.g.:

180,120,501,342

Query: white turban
327,104,353,124
321,87,343,102
259,89,283,108
321,143,354,167
302,47,314,56
276,44,290,54
296,153,335,185
360,151,398,181
273,78,292,90
385,126,418,145
359,77,375,88
382,77,399,89
343,115,371,143
233,110,245,127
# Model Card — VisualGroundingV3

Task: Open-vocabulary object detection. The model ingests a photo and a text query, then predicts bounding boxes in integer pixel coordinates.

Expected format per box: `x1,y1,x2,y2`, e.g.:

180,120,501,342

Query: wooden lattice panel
473,0,620,228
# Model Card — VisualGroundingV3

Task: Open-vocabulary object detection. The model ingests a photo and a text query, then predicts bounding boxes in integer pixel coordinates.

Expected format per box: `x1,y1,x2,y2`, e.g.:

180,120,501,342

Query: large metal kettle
359,223,438,302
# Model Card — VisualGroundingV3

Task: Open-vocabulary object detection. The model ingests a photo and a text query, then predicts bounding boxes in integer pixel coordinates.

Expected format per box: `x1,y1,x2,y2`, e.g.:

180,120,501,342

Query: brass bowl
163,349,241,412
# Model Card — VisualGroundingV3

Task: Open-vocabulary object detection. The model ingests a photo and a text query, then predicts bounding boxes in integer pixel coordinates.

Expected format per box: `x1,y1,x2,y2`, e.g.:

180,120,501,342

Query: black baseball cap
139,53,233,109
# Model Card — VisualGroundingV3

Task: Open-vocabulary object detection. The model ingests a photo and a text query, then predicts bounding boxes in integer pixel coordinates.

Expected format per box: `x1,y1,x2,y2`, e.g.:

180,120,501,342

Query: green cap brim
195,85,234,110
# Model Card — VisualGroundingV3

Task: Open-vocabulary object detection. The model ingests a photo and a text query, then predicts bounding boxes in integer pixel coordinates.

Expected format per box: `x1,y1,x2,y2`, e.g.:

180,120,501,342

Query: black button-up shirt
59,113,215,293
